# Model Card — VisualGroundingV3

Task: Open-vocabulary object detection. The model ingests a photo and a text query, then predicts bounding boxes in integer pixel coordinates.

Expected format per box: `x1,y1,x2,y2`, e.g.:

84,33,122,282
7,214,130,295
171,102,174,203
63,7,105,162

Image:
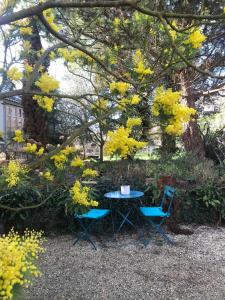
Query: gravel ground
26,226,225,300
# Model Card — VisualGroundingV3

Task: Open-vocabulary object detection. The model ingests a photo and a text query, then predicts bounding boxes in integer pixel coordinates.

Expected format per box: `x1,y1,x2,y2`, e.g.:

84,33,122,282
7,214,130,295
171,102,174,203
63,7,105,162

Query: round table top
104,190,144,199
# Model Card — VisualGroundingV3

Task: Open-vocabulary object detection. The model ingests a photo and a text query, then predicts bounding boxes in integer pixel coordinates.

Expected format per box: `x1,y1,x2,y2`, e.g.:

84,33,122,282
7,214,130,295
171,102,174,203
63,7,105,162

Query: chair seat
76,209,110,219
140,206,169,217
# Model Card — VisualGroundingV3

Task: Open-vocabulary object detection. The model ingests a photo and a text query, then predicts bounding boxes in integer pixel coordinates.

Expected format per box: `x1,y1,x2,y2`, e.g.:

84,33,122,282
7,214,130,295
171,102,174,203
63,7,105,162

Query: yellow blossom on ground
184,29,206,48
33,95,55,112
71,156,84,168
35,73,59,93
0,229,44,300
7,67,22,81
19,27,32,35
109,82,131,95
126,117,142,129
2,160,28,187
82,168,99,178
23,143,37,154
13,129,24,143
70,180,98,207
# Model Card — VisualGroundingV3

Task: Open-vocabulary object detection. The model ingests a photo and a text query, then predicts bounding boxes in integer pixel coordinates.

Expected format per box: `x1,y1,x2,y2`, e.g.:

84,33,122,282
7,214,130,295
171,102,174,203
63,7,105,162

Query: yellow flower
0,229,44,300
71,156,84,168
152,86,196,136
104,126,146,158
35,73,59,93
43,9,62,32
36,147,44,156
70,180,99,207
7,67,22,81
184,29,206,48
24,63,33,73
132,49,153,78
130,95,141,105
61,145,76,156
33,95,55,112
109,82,131,95
50,153,67,169
82,168,99,178
2,160,28,187
13,130,24,143
22,41,31,52
41,171,54,181
23,143,37,154
126,117,142,129
19,27,32,35
92,98,108,110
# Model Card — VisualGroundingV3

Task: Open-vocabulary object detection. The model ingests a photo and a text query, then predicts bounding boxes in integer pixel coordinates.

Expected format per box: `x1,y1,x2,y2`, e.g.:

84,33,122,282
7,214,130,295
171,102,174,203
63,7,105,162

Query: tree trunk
161,131,177,155
22,19,49,145
99,142,104,162
180,72,205,158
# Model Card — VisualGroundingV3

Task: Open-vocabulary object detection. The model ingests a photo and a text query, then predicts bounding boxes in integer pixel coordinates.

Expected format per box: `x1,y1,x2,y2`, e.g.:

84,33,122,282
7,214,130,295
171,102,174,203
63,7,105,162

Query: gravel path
26,226,225,300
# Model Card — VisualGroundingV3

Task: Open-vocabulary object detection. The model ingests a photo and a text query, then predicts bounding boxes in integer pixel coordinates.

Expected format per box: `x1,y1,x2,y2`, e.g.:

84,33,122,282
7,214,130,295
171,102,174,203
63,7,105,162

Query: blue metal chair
139,185,176,245
73,209,110,250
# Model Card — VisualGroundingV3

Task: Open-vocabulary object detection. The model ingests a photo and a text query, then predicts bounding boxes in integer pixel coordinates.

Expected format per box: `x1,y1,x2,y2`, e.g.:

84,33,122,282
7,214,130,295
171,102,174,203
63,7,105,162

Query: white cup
121,185,130,195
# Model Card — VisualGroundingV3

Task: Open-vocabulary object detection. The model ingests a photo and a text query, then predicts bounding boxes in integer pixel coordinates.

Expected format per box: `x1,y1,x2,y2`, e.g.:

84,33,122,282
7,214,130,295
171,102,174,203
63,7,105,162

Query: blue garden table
104,190,144,234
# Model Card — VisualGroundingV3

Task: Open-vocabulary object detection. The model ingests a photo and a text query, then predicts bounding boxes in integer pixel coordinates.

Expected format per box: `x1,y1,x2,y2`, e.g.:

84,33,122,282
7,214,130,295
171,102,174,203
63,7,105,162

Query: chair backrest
160,185,175,214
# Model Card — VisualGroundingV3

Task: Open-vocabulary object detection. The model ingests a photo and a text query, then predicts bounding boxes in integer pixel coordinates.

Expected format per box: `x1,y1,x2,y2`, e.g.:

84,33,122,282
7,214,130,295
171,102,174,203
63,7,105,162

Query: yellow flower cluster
13,130,24,143
24,63,33,74
7,67,22,81
43,9,61,32
184,29,206,48
118,94,141,110
2,161,27,188
105,126,146,158
113,17,120,32
0,229,44,300
36,147,44,156
133,49,153,78
40,170,54,181
35,73,59,93
23,143,37,153
19,27,32,35
22,41,31,53
70,181,98,207
70,156,84,168
33,95,55,112
152,86,196,135
92,98,108,111
126,117,142,129
58,48,93,63
82,168,99,178
109,82,131,95
51,146,75,169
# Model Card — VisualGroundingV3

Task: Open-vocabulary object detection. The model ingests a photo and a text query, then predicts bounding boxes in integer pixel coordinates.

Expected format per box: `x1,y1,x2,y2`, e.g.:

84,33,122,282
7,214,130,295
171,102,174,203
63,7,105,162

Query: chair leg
148,218,176,245
73,219,97,250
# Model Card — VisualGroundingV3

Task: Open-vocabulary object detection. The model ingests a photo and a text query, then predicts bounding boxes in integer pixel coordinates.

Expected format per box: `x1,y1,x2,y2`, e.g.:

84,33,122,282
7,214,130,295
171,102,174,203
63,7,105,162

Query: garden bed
26,225,225,299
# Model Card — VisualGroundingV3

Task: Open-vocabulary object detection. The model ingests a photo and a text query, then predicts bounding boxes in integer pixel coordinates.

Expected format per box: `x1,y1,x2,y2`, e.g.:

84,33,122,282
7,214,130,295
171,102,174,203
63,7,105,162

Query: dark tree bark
180,71,205,158
22,19,50,144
